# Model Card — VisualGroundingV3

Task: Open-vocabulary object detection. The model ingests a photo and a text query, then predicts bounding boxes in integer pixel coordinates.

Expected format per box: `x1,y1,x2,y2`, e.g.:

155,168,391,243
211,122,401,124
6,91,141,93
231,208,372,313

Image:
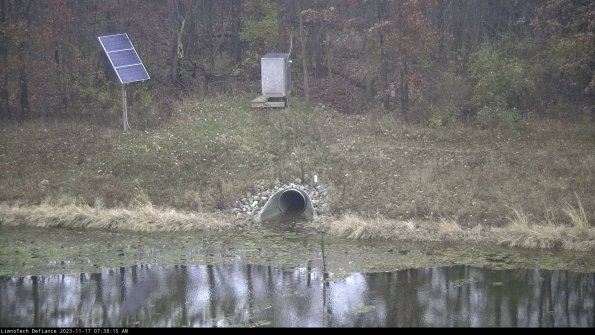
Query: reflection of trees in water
0,265,593,327
414,267,595,327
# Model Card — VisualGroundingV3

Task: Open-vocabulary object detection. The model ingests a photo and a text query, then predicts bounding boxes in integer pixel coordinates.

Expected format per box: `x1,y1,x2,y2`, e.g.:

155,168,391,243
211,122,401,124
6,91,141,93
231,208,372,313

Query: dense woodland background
1,0,593,127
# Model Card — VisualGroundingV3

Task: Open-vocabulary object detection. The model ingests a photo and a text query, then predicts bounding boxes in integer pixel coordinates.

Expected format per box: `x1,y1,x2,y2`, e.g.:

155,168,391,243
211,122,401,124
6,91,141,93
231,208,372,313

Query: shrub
476,104,521,128
426,105,460,128
467,38,536,124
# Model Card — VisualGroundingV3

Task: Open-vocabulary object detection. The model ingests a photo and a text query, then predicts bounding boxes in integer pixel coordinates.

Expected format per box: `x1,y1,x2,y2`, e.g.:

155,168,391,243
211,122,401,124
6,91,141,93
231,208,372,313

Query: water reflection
1,264,593,327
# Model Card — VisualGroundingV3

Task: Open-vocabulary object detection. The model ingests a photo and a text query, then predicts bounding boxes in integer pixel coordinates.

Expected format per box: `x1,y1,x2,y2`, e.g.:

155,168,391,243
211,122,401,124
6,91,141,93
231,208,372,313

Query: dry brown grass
1,201,593,251
313,214,486,243
495,222,565,249
497,208,543,247
0,202,235,232
494,222,595,251
311,209,595,252
489,207,561,249
317,214,422,240
435,217,485,241
560,228,595,251
564,193,591,229
492,205,595,251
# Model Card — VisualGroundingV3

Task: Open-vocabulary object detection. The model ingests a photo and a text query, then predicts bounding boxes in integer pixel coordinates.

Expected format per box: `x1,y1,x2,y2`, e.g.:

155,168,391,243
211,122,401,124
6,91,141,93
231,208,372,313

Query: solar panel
116,65,150,83
109,49,141,68
98,33,150,84
99,34,133,52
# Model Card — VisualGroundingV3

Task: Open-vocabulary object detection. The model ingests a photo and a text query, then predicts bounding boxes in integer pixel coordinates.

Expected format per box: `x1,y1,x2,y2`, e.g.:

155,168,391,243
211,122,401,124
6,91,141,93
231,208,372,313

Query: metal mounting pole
122,84,128,131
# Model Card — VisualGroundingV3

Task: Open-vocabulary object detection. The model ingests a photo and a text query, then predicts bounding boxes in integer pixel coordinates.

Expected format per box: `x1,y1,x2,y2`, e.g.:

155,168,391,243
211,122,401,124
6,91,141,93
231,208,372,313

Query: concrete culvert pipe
278,189,306,214
255,187,315,223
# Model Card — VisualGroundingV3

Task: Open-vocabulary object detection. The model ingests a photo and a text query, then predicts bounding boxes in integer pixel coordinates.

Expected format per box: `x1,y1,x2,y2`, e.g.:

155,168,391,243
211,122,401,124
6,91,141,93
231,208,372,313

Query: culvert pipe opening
278,189,307,214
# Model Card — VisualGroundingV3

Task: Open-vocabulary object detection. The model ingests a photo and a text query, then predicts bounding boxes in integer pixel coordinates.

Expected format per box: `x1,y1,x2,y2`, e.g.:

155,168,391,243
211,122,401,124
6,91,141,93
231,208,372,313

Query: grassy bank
1,202,593,252
0,94,593,250
312,214,595,252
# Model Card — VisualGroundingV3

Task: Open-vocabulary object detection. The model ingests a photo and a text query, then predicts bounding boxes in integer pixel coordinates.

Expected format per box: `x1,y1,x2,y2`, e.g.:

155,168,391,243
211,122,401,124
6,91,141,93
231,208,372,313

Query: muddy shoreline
1,225,593,278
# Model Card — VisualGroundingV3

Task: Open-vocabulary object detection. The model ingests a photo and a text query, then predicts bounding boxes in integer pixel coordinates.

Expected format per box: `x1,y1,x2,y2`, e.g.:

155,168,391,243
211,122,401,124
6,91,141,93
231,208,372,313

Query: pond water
1,263,593,327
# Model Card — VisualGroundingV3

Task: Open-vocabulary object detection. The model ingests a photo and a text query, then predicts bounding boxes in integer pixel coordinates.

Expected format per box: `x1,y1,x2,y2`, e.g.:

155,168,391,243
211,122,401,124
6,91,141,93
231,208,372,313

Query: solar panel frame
98,33,150,84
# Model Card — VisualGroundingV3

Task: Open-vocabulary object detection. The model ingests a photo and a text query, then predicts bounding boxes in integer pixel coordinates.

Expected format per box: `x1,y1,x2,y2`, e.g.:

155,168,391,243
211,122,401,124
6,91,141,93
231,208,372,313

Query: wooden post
122,84,128,131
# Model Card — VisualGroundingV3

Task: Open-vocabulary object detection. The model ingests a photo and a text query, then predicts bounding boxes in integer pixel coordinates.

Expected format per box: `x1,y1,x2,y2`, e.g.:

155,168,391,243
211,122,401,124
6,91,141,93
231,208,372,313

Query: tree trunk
299,5,310,103
204,0,214,70
0,0,8,119
313,28,324,78
400,61,409,117
18,44,29,121
380,34,390,111
171,0,187,84
325,21,332,80
231,0,241,63
363,36,375,103
378,0,390,111
54,44,70,116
